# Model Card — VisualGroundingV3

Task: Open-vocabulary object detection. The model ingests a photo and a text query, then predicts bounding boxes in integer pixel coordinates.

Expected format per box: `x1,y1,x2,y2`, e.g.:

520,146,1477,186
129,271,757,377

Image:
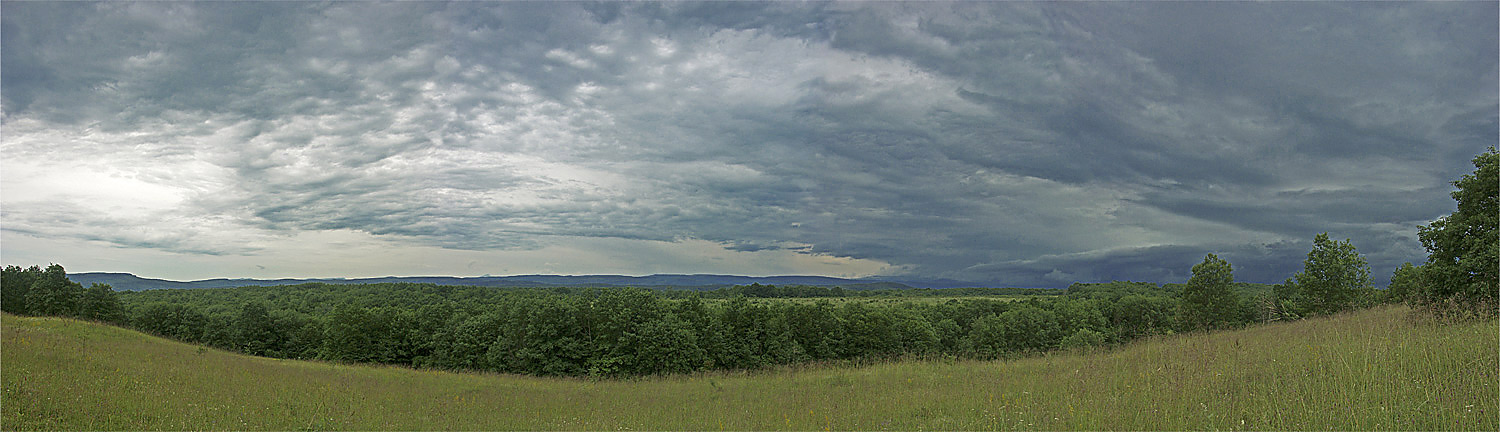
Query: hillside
3,306,1495,430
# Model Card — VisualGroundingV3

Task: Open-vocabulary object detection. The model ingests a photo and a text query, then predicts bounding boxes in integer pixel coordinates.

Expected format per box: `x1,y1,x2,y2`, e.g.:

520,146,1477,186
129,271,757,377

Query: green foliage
102,280,1208,377
25,264,83,317
966,304,1063,356
1386,262,1423,304
1059,328,1107,351
132,303,208,342
837,302,897,358
1415,147,1498,311
1271,278,1305,320
626,314,706,376
1107,294,1177,340
1289,233,1373,316
8,259,1317,378
1179,254,1239,331
321,305,383,363
783,300,845,359
504,298,590,376
77,283,125,324
1,265,42,315
233,302,280,356
890,308,941,355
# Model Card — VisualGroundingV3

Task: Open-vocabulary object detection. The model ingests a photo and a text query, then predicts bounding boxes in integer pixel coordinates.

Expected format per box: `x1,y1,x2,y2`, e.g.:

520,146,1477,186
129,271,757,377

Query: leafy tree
234,302,280,356
1292,233,1373,315
279,313,323,360
626,314,706,376
427,311,507,371
78,283,126,323
507,298,589,376
1271,278,1306,319
1107,294,1176,340
1386,262,1424,304
586,288,668,376
1060,328,1106,351
1416,148,1498,310
838,302,897,358
673,295,729,369
889,308,941,355
321,304,377,363
964,313,1009,358
200,314,237,350
133,303,208,342
784,301,845,360
709,297,760,369
1053,298,1109,336
2,265,42,314
25,264,83,317
1180,254,1239,331
966,304,1062,356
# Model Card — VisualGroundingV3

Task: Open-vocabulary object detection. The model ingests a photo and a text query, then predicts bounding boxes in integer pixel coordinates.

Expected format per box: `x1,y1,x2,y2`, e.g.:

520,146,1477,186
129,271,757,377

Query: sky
1,1,1495,287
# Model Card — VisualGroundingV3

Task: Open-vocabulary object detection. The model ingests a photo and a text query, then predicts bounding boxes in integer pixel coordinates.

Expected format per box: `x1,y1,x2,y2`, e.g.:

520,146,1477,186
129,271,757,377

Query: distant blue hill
67,272,946,291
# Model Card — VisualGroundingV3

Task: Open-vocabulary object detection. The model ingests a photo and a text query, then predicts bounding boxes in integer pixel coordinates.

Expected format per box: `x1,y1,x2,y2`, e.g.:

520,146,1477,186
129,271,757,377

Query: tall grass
3,305,1495,430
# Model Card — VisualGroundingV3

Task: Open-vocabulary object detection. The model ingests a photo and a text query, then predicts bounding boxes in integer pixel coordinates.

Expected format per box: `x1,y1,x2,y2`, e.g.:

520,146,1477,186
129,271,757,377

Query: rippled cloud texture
3,2,1495,286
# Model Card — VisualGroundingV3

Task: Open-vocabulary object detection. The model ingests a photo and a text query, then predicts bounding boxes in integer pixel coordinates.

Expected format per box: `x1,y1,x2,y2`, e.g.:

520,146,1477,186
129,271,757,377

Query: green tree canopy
234,302,280,356
25,264,83,317
1386,262,1423,304
1180,253,1239,331
2,265,43,315
78,283,125,323
1416,147,1498,309
1293,233,1373,315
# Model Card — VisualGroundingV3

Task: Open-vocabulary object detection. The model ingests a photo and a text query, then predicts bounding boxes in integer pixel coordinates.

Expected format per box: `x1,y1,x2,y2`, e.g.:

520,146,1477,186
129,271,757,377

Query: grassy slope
3,306,1495,431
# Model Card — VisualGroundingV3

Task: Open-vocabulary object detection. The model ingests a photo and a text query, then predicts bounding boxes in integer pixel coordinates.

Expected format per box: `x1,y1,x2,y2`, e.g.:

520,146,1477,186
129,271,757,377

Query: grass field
3,305,1495,430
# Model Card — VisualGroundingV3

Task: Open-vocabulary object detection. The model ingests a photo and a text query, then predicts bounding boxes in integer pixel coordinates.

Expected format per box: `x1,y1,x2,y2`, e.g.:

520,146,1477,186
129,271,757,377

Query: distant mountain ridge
67,272,946,291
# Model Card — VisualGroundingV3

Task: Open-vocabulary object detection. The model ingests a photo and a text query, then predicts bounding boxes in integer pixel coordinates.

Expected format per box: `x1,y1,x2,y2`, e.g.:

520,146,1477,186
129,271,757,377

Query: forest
0,246,1386,378
1,149,1494,378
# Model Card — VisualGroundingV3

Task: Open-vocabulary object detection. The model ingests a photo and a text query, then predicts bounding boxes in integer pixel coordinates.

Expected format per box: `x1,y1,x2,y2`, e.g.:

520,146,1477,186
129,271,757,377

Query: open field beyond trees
4,305,1494,431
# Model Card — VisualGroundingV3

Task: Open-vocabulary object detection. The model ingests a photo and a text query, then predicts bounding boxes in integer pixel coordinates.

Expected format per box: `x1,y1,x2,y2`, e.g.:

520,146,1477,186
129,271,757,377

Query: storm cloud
3,1,1494,286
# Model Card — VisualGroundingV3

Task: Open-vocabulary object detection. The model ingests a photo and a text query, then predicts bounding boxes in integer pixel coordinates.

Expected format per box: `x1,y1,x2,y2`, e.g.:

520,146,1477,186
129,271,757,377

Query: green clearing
3,305,1494,430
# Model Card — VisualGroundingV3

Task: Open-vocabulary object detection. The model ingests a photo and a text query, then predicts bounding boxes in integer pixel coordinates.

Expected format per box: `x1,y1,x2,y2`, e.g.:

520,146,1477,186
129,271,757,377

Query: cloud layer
3,2,1495,286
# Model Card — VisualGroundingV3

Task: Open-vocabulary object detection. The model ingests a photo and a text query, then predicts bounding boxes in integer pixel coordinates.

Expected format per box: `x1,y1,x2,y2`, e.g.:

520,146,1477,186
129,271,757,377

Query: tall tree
234,302,279,356
78,283,125,323
1293,233,1373,315
1180,253,1239,331
2,265,42,315
25,264,83,317
1416,147,1498,309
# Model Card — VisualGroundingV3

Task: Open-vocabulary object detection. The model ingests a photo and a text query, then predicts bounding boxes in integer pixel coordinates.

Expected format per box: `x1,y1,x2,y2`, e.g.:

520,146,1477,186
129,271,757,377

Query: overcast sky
2,2,1495,287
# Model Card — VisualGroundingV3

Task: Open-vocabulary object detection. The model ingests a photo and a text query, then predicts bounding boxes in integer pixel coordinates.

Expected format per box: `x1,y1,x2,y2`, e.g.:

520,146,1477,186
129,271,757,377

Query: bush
1060,328,1107,351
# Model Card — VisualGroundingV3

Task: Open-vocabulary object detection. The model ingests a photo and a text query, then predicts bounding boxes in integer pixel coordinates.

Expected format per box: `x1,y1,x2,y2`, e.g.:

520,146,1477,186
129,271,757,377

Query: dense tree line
0,236,1387,378
1,263,125,323
0,232,1419,379
0,267,1264,378
110,285,1124,377
3,149,1489,377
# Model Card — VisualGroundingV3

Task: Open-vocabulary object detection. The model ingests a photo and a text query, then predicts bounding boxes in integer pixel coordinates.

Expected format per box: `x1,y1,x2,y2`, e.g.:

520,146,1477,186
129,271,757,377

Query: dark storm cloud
3,1,1493,285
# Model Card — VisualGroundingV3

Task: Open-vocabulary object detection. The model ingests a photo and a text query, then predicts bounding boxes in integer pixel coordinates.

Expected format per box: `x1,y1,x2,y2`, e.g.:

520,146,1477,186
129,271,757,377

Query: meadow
4,304,1494,430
